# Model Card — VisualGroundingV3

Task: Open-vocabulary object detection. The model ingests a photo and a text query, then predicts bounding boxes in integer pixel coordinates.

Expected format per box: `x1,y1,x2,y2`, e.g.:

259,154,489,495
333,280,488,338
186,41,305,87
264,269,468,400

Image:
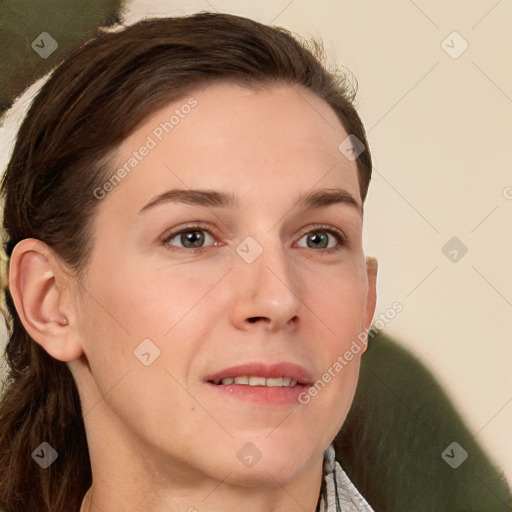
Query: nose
230,241,302,333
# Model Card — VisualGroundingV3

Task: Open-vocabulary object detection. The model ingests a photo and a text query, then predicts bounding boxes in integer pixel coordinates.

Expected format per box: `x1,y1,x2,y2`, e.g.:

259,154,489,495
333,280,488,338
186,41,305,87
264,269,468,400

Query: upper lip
205,362,314,385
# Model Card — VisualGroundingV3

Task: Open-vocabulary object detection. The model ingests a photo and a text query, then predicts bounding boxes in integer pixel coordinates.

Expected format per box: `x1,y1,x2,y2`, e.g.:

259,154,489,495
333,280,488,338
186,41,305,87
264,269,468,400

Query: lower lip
206,382,310,406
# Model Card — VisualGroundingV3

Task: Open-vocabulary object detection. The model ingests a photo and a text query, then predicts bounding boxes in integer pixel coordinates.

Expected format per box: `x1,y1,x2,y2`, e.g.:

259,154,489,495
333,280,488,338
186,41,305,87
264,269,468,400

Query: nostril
248,317,265,323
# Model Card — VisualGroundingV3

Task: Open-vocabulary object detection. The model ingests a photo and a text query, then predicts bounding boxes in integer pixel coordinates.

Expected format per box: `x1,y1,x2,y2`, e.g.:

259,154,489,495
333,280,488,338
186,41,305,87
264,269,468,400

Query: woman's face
70,82,376,487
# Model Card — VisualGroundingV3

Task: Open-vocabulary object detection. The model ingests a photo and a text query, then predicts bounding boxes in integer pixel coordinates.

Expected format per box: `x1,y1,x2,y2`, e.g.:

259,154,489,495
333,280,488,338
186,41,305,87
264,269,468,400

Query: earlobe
361,256,378,347
8,238,82,362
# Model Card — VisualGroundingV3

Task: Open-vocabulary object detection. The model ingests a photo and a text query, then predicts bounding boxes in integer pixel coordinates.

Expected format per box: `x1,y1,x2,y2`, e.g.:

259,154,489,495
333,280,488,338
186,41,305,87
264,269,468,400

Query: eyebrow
138,187,362,215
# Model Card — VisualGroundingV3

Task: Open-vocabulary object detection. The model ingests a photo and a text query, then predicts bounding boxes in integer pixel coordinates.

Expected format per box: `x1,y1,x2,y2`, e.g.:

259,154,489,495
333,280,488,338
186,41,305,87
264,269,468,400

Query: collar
318,444,374,512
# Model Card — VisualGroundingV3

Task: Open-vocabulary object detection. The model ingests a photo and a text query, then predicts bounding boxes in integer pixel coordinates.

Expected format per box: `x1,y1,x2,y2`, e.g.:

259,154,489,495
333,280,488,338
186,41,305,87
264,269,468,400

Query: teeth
218,376,298,387
248,376,266,386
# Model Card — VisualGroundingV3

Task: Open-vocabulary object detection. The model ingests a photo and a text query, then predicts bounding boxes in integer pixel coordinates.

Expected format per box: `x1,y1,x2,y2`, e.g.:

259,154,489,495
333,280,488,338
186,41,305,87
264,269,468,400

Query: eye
296,225,347,252
162,225,216,251
161,223,347,253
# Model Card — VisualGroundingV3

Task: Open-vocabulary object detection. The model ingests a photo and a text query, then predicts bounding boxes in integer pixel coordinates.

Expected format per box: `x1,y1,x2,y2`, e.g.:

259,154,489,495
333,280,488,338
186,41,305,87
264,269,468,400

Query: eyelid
298,223,348,244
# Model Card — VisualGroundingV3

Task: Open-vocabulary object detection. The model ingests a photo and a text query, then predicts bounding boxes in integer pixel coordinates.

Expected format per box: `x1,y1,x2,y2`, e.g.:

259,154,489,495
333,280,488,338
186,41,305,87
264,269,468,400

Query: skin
10,82,377,512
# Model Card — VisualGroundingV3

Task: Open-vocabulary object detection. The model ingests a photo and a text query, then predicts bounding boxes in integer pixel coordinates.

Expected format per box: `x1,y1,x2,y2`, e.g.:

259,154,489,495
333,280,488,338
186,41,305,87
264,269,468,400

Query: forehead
102,82,361,216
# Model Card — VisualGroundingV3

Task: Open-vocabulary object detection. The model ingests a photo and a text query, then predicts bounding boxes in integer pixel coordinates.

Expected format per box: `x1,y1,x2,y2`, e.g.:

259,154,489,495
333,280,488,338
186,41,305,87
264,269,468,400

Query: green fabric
0,0,124,115
335,331,511,511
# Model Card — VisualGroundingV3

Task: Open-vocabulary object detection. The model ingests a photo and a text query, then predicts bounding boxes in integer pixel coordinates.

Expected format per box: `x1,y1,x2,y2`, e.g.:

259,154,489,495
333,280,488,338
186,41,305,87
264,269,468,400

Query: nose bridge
232,231,302,330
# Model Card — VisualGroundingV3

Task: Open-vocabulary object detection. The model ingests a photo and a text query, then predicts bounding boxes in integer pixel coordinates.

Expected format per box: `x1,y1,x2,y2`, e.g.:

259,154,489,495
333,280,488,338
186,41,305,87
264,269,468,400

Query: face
69,82,376,487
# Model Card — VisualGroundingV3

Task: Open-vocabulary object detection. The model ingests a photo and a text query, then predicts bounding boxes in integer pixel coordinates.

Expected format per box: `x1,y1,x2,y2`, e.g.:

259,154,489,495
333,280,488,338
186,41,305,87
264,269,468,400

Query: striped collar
317,443,374,512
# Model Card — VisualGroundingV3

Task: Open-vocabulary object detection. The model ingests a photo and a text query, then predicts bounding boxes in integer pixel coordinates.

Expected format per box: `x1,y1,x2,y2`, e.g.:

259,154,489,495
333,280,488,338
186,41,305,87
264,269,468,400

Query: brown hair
0,12,372,511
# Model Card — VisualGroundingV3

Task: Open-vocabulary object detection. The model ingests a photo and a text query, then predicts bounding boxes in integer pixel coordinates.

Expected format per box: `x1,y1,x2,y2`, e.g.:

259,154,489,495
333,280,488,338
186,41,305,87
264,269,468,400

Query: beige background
1,0,511,480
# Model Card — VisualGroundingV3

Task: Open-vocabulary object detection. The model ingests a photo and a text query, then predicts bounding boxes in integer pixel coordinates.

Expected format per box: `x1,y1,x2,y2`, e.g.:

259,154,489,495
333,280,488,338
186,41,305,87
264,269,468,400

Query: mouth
205,362,313,406
210,376,300,387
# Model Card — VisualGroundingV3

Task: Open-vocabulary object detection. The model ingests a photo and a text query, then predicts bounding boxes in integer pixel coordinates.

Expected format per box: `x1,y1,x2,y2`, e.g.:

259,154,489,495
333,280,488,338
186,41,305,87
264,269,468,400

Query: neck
80,402,324,512
82,448,324,512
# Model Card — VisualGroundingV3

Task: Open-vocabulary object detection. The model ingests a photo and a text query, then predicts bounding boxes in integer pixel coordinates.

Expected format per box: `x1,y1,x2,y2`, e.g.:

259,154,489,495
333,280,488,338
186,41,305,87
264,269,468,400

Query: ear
360,256,378,349
8,238,83,362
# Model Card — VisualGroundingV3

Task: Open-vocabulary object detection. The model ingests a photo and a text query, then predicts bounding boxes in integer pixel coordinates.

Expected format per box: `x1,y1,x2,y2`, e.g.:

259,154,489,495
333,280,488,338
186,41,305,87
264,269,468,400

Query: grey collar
317,444,375,512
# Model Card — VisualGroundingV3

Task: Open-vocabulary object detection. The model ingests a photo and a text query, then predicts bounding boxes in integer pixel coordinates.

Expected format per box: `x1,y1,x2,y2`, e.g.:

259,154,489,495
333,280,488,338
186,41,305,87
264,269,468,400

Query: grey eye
297,230,339,250
167,229,214,249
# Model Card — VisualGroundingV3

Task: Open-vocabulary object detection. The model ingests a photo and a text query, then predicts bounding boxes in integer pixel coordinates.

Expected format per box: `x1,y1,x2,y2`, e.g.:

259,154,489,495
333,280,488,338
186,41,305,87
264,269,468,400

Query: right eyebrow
138,189,240,215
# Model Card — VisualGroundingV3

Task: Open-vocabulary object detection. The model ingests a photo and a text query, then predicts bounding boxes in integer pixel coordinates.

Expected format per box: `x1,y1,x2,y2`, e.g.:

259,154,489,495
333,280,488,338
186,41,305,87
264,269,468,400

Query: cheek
89,253,229,339
74,260,214,396
330,361,361,427
298,356,361,453
302,266,367,412
309,265,367,333
74,289,192,440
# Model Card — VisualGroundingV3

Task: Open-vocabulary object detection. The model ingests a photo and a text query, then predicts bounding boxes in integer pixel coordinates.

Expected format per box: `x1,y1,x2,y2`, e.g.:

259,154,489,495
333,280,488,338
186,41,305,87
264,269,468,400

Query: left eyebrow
137,187,362,216
297,188,362,214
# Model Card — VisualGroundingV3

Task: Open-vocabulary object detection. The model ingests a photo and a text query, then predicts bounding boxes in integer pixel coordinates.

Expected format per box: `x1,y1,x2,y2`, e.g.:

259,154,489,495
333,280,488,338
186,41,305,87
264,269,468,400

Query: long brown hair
0,12,372,511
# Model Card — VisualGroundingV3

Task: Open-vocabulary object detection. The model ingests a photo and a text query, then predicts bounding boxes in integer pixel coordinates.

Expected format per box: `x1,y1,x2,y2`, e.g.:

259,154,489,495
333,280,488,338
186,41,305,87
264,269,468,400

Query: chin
225,456,310,488
213,436,319,487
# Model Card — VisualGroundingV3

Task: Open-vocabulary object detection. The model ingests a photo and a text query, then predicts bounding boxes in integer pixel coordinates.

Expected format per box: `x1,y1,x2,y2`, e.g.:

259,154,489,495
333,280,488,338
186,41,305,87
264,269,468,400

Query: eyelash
161,222,348,254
